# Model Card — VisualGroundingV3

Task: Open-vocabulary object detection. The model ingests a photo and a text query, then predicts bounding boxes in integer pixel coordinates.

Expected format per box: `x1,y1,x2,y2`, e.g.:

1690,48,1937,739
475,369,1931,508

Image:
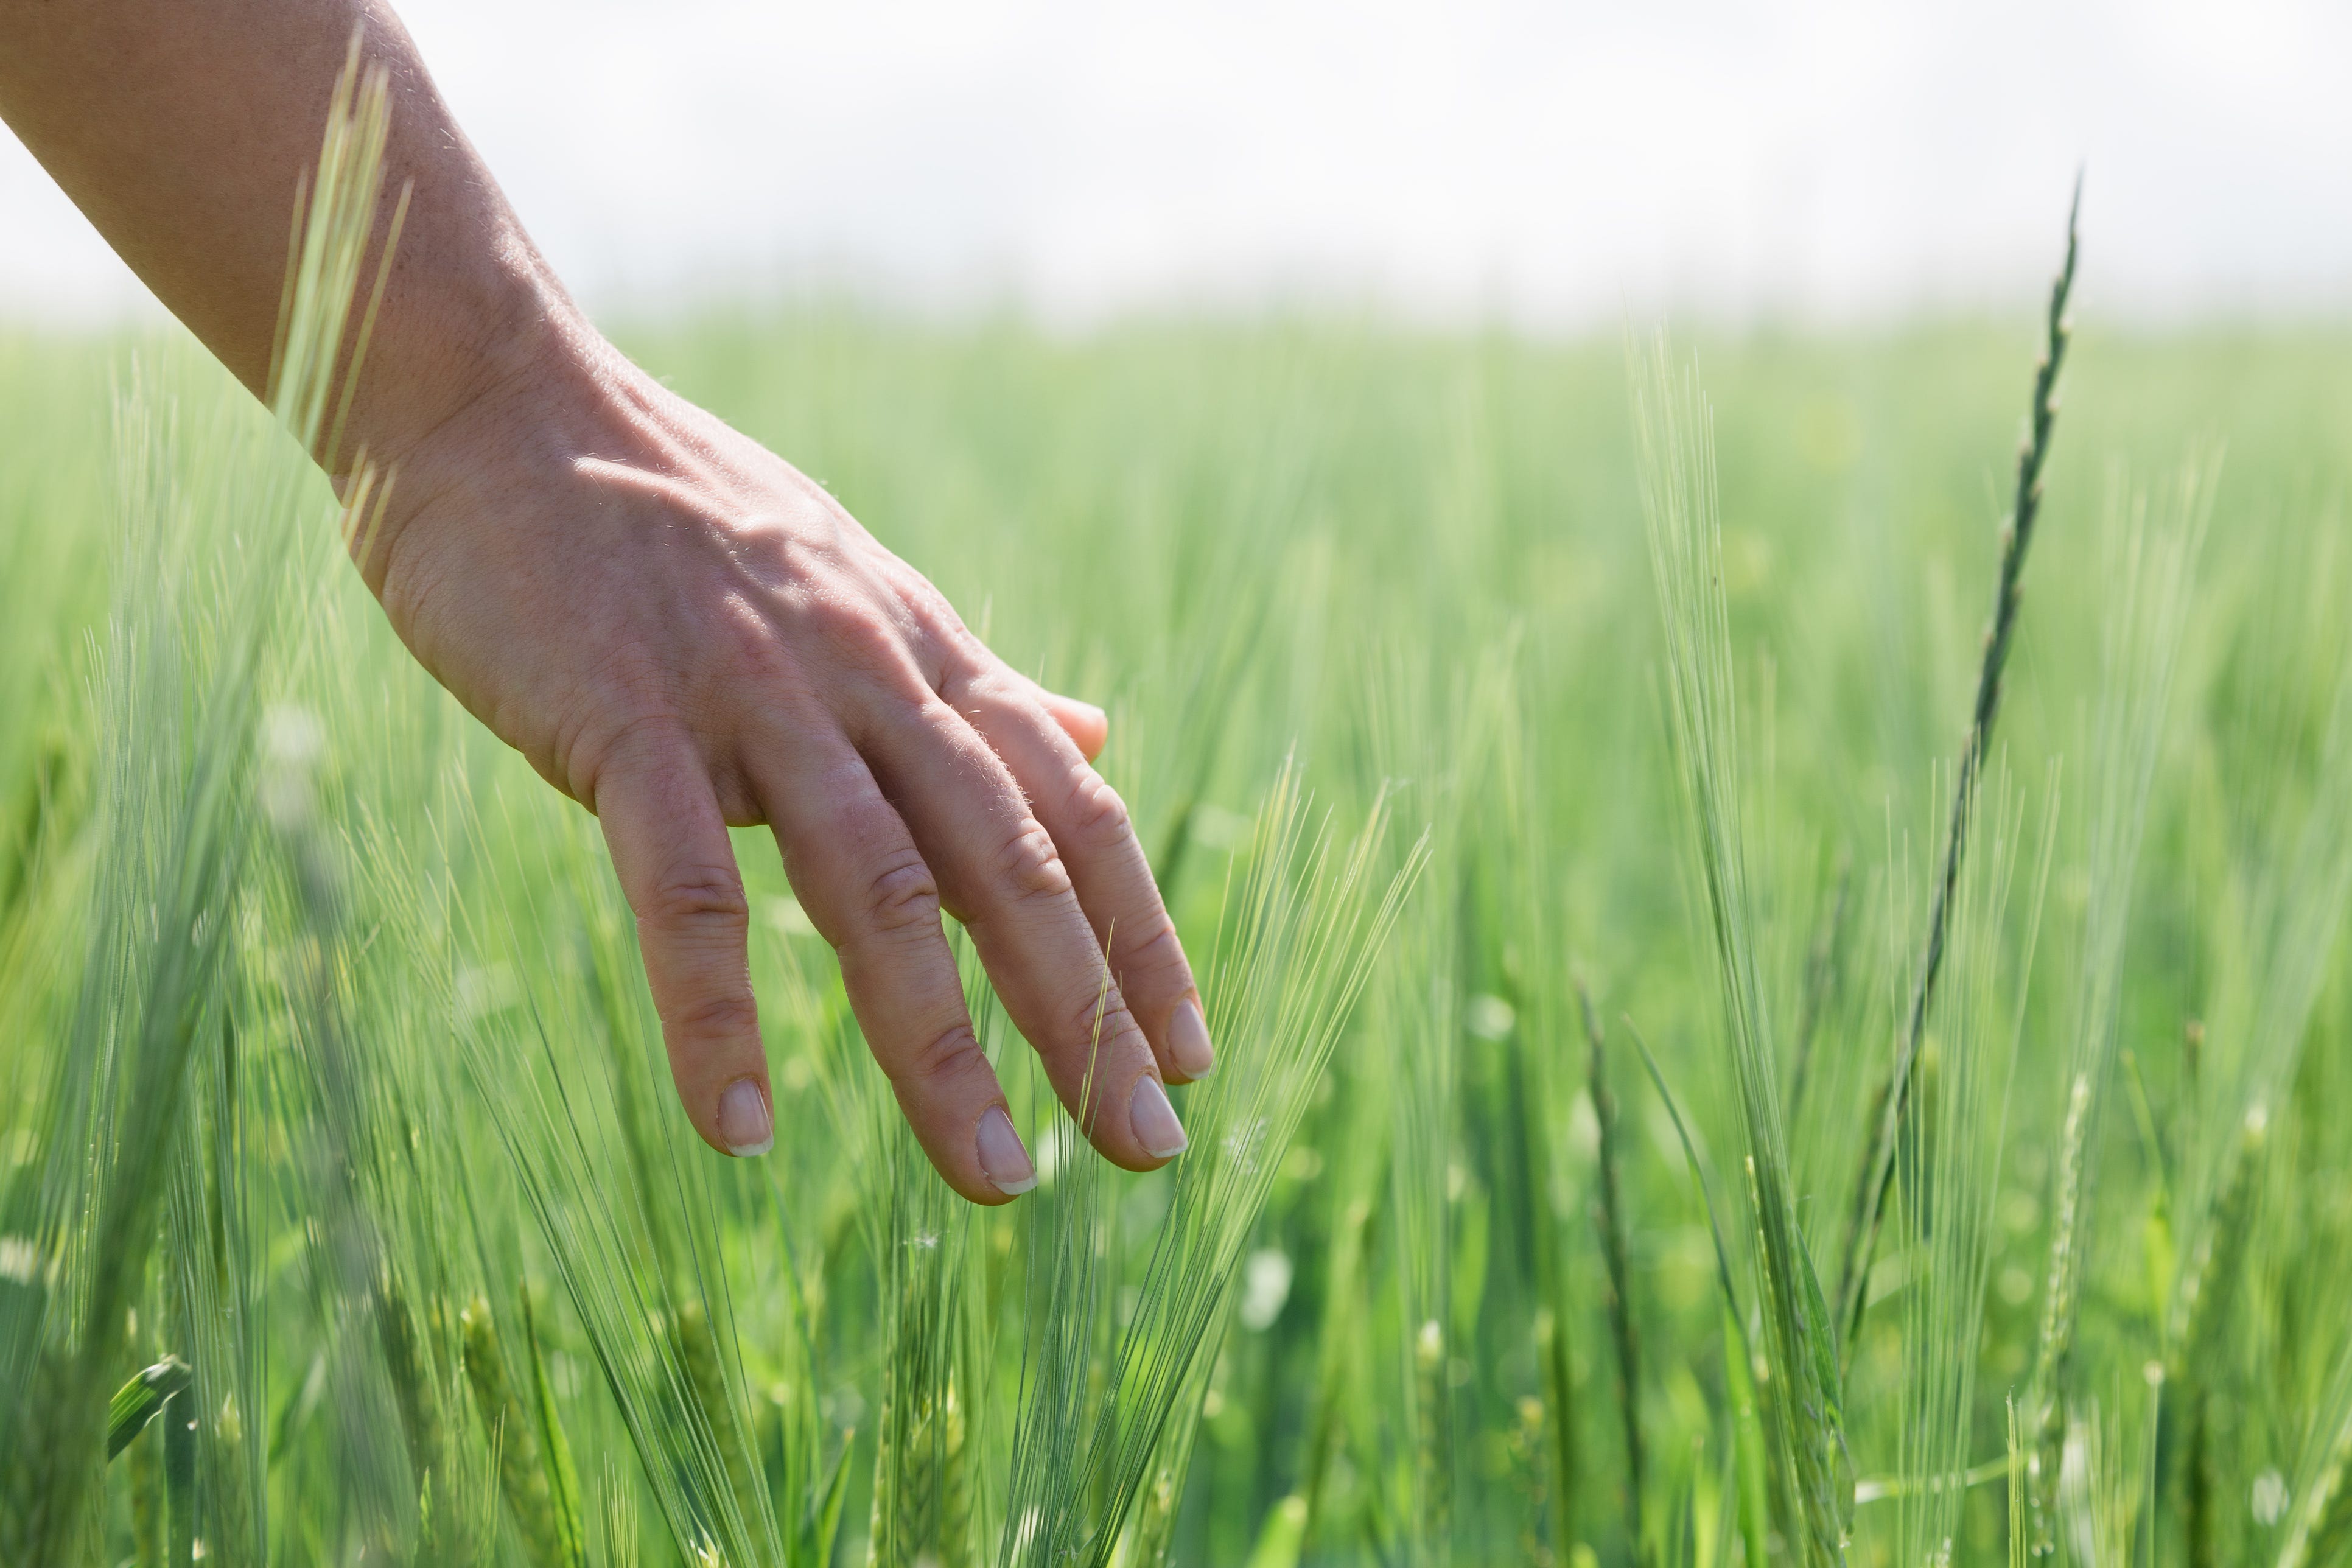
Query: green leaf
107,1356,192,1461
166,1387,196,1568
1242,1493,1309,1568
802,1427,855,1568
521,1289,587,1568
1623,1021,1745,1331
1723,1309,1769,1568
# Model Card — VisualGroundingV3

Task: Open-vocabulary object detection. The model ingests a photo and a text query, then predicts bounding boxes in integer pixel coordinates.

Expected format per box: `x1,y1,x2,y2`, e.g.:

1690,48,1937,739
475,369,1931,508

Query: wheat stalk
1577,978,1644,1555
1835,177,2082,1353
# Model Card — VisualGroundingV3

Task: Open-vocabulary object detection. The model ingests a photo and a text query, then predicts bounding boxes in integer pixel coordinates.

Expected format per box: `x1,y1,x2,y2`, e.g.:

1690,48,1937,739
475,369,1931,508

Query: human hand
363,332,1211,1201
0,0,1203,1201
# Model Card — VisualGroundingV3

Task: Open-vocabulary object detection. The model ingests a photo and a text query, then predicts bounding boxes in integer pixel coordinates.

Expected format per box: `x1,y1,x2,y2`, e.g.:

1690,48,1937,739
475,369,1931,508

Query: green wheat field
10,96,2352,1568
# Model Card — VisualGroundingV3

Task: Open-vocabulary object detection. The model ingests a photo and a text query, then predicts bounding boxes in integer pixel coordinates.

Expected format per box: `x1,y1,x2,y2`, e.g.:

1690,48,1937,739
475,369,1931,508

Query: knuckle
640,864,751,935
892,1024,989,1091
805,589,906,674
861,845,943,936
1060,986,1137,1056
670,989,760,1042
928,617,991,686
917,587,971,645
991,821,1073,906
572,707,688,808
1065,771,1132,847
1116,911,1189,983
936,659,995,710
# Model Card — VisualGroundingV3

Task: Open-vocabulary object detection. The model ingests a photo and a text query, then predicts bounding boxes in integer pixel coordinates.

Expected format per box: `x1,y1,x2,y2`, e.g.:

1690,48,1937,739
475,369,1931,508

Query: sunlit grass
11,84,2352,1567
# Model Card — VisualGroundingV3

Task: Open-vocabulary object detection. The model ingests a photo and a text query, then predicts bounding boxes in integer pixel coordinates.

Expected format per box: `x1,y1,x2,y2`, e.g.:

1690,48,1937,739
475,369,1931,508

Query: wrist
338,231,609,485
346,257,646,588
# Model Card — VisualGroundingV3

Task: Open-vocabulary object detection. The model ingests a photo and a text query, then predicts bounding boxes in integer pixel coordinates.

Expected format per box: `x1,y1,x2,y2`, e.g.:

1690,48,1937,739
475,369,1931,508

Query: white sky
4,0,2348,328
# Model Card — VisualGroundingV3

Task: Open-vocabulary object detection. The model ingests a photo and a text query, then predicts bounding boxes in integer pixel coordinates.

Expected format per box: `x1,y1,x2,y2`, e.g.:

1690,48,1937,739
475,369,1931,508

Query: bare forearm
0,0,581,464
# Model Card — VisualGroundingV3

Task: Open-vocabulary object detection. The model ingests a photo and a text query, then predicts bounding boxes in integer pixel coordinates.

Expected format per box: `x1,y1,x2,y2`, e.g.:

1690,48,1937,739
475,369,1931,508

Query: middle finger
857,697,1186,1169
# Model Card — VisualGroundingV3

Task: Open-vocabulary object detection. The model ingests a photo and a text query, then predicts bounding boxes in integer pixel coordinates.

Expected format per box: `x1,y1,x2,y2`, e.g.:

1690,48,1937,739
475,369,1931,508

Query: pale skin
0,0,1212,1202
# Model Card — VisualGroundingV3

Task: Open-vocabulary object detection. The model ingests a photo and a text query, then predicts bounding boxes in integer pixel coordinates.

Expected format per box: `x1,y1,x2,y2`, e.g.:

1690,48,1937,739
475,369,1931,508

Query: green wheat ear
462,1295,579,1568
1836,175,2083,1354
2009,457,2207,1553
377,1274,450,1508
673,1298,769,1550
1634,334,1849,1566
1577,979,1644,1555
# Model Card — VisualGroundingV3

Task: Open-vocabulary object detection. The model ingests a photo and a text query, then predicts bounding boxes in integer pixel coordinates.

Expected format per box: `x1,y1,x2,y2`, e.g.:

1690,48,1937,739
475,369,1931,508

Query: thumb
593,732,773,1157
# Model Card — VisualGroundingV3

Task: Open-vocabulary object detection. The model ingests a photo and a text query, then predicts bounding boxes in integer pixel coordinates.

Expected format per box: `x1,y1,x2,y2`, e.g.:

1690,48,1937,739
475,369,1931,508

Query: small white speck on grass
261,703,324,766
2253,1468,2289,1526
1466,993,1515,1040
0,1235,39,1284
1239,1248,1292,1331
1221,1117,1270,1175
259,703,327,826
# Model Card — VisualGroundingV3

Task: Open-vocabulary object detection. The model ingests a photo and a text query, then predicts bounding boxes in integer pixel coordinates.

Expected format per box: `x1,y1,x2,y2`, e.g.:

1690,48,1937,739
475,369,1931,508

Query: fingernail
1167,998,1216,1080
1129,1076,1188,1159
976,1105,1037,1195
718,1077,773,1157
